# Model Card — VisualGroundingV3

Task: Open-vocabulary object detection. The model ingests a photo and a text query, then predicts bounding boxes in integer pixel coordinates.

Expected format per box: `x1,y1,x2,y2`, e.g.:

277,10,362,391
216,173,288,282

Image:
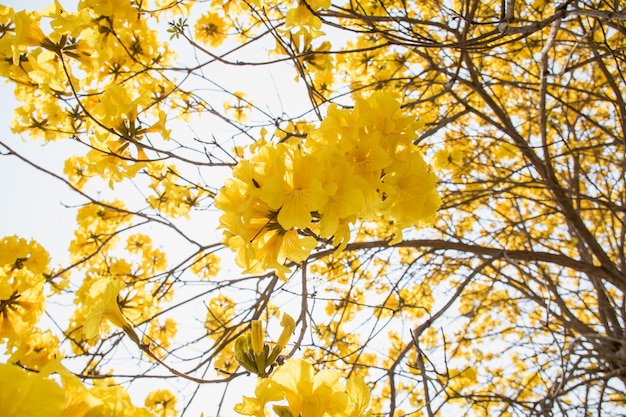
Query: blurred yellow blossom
195,12,228,47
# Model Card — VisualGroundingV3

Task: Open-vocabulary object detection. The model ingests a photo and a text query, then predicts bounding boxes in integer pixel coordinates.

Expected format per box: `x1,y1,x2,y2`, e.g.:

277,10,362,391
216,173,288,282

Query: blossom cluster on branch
216,91,440,280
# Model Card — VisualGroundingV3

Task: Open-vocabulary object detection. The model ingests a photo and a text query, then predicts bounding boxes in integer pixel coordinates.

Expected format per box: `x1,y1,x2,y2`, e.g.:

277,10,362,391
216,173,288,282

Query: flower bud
250,320,264,354
276,313,295,350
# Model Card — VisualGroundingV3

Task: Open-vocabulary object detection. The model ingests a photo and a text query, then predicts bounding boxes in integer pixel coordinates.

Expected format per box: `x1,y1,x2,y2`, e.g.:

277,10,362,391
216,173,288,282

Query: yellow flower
0,235,50,277
10,10,46,64
8,328,62,371
205,294,235,334
0,363,65,417
214,342,239,375
0,236,49,340
82,278,137,343
254,229,318,280
276,312,296,350
285,0,330,32
345,376,372,417
63,156,93,190
224,91,252,122
146,317,177,349
43,0,92,37
195,12,228,47
285,4,322,31
380,152,441,236
216,147,320,279
235,358,372,417
190,251,221,280
87,379,154,417
271,359,348,417
433,147,465,170
252,145,328,230
313,148,367,238
234,379,284,417
145,389,178,417
28,48,66,91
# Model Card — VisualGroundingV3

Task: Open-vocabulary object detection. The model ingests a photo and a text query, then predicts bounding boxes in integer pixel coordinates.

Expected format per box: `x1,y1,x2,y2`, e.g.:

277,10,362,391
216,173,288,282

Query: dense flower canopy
1,0,625,416
216,91,440,279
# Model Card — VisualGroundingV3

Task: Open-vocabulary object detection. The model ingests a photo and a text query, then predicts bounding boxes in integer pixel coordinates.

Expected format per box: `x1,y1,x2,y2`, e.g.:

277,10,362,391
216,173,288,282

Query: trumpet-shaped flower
235,358,371,417
10,10,46,64
271,359,348,417
81,278,137,343
256,146,328,230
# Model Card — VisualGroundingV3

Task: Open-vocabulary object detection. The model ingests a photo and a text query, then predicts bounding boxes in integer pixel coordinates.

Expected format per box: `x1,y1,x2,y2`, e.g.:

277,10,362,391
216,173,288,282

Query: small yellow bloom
433,147,465,170
145,389,178,417
190,252,221,280
195,12,228,47
224,91,252,122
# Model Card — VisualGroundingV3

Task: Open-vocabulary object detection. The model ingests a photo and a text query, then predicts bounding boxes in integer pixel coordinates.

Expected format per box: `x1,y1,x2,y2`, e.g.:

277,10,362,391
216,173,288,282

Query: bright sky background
1,0,78,261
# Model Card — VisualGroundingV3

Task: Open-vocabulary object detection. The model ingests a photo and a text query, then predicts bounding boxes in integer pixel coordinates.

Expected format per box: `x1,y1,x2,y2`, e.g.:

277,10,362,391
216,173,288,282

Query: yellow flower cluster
216,91,440,279
0,236,50,340
0,234,153,417
234,358,371,417
145,317,178,359
68,201,131,262
144,388,178,417
1,2,179,194
146,164,212,218
8,328,62,371
195,12,229,48
284,0,331,46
